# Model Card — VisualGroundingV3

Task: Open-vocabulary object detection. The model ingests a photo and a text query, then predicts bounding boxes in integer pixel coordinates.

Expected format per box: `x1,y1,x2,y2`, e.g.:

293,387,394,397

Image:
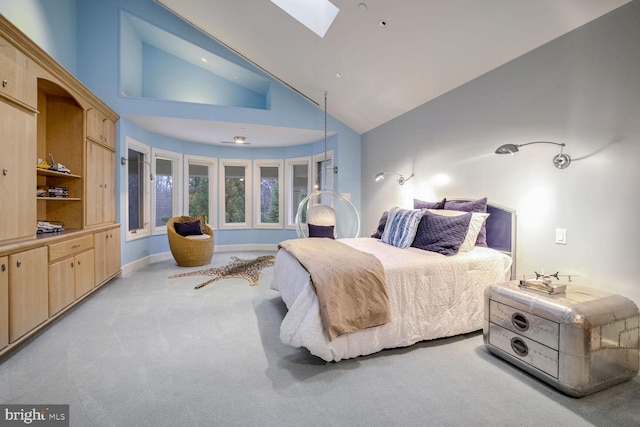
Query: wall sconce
375,171,413,185
495,141,571,169
121,157,154,180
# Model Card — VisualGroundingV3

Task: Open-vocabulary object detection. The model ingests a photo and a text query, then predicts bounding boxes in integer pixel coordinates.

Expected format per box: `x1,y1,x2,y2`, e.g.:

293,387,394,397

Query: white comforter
271,238,512,361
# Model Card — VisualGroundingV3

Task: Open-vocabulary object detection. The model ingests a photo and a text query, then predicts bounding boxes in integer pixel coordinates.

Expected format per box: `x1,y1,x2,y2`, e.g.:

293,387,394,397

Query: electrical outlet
555,228,567,245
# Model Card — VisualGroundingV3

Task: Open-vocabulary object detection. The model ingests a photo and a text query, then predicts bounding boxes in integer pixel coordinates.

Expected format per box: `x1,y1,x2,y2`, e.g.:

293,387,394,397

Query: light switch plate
555,228,567,245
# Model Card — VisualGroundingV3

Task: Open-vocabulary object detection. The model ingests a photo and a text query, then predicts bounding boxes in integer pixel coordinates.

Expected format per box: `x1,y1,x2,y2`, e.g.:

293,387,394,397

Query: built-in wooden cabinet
0,15,121,358
87,108,116,150
86,141,116,227
0,256,8,350
94,225,121,286
0,33,37,108
8,247,48,343
0,98,36,242
48,235,95,316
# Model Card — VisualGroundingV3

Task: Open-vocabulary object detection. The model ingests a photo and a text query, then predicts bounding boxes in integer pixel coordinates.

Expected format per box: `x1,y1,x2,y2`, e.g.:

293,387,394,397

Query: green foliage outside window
189,176,209,221
225,177,246,223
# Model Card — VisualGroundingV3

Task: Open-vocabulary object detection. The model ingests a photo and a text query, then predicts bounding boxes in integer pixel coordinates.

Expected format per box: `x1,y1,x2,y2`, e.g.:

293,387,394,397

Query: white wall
362,1,640,304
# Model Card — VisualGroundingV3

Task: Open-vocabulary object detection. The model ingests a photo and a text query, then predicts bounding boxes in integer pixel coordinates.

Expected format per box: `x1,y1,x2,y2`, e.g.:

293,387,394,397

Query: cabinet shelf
36,169,81,179
37,197,81,201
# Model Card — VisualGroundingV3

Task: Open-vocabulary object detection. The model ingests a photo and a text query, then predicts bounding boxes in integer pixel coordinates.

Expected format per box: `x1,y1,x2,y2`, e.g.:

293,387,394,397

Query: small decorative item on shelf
37,159,51,170
47,186,69,198
37,220,64,234
36,186,47,198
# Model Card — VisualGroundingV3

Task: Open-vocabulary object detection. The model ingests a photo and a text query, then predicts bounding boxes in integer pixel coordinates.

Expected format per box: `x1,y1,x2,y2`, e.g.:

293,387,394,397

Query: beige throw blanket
278,238,390,340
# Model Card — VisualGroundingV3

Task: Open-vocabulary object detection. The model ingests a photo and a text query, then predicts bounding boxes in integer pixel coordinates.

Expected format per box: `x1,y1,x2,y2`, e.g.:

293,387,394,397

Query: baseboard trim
121,243,278,277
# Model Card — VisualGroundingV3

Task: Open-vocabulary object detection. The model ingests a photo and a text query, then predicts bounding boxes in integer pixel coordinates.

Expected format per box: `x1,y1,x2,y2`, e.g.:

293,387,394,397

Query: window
220,159,251,229
184,155,217,228
285,157,311,228
151,148,182,234
125,138,151,241
313,151,334,203
254,159,283,228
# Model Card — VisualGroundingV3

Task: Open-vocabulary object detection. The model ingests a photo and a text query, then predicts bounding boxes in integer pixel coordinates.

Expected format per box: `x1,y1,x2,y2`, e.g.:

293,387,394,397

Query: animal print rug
169,255,276,289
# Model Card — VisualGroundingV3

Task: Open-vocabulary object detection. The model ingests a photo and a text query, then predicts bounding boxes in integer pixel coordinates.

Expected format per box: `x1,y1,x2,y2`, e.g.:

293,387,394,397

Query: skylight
270,0,339,38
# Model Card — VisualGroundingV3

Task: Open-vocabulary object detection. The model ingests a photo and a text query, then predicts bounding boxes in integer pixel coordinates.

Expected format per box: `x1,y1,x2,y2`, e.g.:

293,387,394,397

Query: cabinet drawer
489,299,559,350
489,323,559,378
48,235,94,262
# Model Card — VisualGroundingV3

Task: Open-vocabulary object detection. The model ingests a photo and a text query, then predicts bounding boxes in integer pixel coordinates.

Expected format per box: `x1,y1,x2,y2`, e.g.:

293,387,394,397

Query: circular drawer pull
511,312,529,331
2,79,7,88
510,337,529,357
1,264,5,272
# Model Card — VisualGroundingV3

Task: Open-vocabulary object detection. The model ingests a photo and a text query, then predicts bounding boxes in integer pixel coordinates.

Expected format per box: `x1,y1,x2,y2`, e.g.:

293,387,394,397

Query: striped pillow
381,207,425,248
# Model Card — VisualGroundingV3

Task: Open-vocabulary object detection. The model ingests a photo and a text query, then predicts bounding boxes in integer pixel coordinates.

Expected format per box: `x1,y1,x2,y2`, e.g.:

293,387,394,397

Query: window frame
312,150,334,192
151,147,183,235
183,154,217,229
253,159,284,229
219,158,252,229
124,137,151,242
284,156,311,229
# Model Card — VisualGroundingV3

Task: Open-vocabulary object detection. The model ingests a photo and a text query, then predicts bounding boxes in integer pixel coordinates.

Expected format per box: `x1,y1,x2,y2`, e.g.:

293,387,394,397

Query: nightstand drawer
489,299,559,350
488,323,559,378
48,235,94,262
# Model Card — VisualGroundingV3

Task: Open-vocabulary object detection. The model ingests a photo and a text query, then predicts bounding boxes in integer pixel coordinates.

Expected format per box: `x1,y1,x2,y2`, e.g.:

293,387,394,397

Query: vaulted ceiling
146,0,630,145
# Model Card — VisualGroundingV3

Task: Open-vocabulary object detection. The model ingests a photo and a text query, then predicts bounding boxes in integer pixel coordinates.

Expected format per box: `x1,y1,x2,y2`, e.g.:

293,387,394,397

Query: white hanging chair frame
295,190,360,238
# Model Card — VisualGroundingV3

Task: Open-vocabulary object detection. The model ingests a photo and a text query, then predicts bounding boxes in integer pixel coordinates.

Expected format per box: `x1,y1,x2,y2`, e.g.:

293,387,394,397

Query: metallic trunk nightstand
483,282,640,397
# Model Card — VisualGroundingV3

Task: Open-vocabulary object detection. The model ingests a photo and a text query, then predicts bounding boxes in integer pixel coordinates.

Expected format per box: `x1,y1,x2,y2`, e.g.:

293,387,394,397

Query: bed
270,200,515,362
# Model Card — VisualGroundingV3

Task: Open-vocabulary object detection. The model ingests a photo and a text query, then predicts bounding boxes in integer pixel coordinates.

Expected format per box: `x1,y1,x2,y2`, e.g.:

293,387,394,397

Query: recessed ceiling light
358,3,367,13
335,72,342,78
378,20,387,27
201,57,208,62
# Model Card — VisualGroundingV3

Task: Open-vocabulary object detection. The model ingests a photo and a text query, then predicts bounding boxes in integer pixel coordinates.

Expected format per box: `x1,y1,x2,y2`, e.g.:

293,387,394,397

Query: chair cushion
185,234,211,240
174,220,203,236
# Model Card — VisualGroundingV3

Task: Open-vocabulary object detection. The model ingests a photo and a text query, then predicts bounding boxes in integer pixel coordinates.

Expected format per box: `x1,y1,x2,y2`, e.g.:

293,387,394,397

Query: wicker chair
167,215,214,267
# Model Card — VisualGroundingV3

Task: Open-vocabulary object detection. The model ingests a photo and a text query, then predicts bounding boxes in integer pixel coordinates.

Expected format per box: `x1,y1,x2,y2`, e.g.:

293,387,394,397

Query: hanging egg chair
295,190,360,239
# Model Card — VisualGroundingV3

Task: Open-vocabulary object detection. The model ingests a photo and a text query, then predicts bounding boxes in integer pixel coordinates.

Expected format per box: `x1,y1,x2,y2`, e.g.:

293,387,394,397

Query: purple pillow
308,224,335,239
444,198,488,247
413,198,446,210
174,220,203,236
371,211,389,239
411,211,472,255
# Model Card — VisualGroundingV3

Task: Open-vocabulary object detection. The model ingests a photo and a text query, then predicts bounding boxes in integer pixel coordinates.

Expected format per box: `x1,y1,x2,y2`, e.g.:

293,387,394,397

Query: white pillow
427,209,489,251
381,207,425,249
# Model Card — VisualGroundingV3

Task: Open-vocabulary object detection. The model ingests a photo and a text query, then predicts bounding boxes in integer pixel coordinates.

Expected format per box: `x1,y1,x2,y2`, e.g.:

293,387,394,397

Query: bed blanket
278,238,390,340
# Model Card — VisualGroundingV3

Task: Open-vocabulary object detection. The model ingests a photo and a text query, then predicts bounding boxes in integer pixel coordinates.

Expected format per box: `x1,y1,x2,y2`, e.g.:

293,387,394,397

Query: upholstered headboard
449,199,517,279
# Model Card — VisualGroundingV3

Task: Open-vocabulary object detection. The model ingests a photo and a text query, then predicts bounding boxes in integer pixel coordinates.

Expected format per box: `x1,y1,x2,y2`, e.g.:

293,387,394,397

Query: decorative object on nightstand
484,279,639,397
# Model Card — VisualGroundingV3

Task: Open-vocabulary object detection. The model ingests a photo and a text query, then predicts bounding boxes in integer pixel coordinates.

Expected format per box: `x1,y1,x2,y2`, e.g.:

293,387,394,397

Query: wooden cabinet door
8,247,48,342
0,100,36,241
74,249,95,298
85,141,104,227
86,142,115,226
103,149,115,223
0,35,36,106
87,108,115,150
93,230,107,285
0,256,8,350
94,227,120,285
106,227,121,278
48,257,75,316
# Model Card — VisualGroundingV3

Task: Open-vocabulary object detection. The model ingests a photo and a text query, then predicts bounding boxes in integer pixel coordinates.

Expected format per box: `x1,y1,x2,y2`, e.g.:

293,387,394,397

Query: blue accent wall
0,0,361,266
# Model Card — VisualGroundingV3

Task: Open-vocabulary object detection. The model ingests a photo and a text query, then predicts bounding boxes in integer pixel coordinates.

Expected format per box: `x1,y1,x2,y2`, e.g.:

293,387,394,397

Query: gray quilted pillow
411,210,472,255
